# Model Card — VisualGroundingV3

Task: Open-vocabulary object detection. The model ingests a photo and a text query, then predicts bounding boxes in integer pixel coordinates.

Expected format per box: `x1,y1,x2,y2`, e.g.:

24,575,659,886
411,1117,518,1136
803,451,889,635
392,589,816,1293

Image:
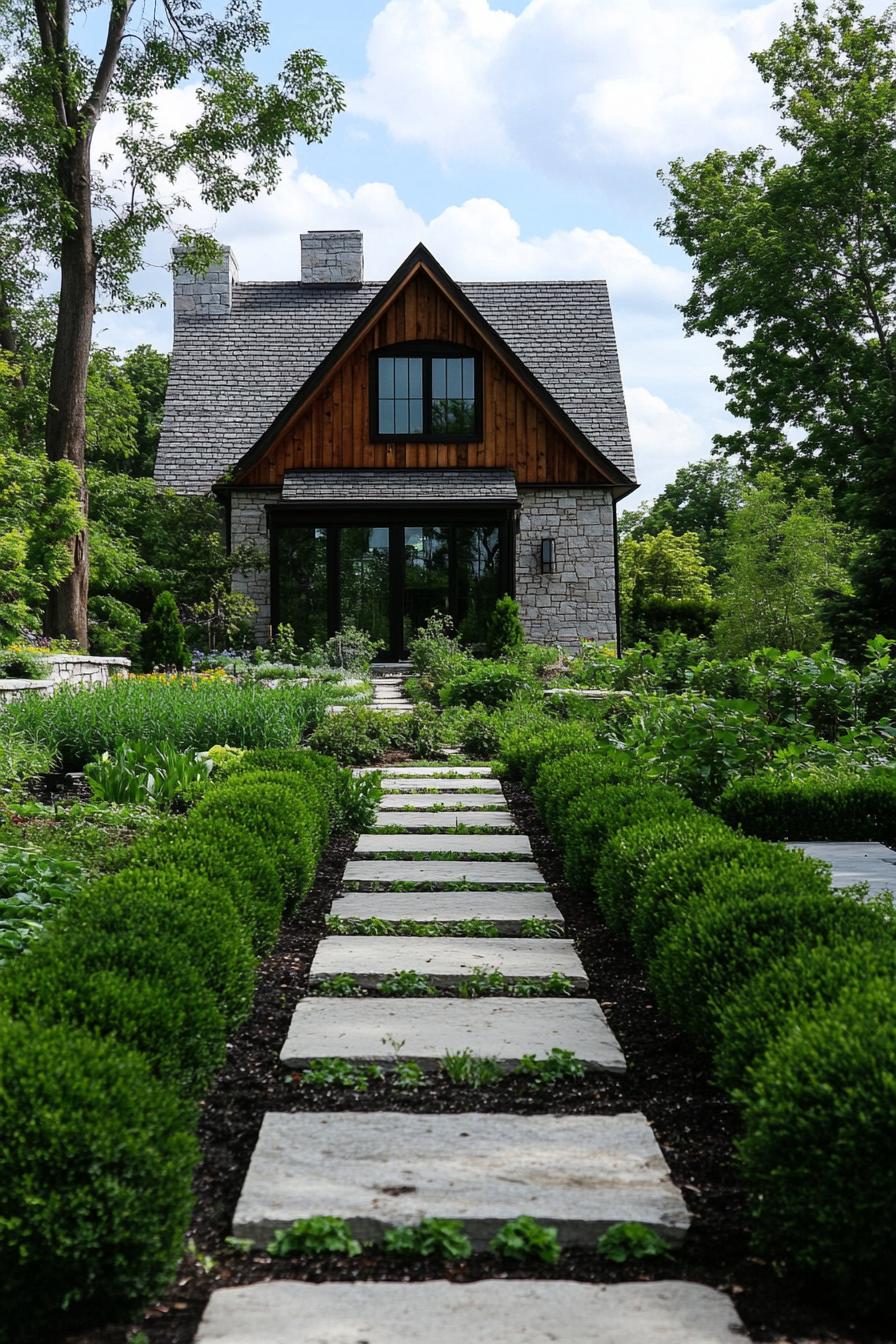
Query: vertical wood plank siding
238,272,608,487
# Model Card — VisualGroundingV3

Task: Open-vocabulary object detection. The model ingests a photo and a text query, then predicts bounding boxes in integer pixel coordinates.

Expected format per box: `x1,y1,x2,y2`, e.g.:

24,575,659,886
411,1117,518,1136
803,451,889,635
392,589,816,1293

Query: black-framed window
372,344,481,441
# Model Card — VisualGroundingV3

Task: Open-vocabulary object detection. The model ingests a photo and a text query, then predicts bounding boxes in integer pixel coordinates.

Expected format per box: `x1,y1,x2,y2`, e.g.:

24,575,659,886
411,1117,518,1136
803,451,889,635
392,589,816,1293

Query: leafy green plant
0,845,84,962
453,917,500,937
392,1058,426,1088
382,1218,472,1261
485,595,525,658
458,966,507,997
300,1058,383,1091
0,730,55,799
510,972,575,997
0,648,45,680
490,1216,561,1265
519,917,564,938
441,661,534,710
313,974,363,997
441,1050,503,1086
267,1216,362,1258
596,1223,671,1263
516,1048,586,1085
377,970,437,997
84,740,214,805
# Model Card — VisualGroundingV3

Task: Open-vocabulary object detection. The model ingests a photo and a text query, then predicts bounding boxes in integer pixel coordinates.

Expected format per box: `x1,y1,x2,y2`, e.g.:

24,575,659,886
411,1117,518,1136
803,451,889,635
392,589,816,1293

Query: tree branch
31,0,70,129
80,0,136,131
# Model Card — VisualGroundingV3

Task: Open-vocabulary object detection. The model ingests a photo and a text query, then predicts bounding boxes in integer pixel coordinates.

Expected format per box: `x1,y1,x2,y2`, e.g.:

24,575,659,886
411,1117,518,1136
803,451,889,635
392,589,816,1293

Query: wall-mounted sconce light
540,537,556,574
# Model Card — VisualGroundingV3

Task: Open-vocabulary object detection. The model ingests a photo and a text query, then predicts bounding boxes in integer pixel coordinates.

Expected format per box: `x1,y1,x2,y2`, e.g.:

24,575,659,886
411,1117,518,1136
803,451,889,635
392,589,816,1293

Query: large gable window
373,344,480,440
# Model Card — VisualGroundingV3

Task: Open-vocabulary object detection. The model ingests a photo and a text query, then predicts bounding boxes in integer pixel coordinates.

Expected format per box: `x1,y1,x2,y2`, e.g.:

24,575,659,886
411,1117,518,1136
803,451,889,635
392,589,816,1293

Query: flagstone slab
379,778,504,792
231,1111,689,1248
788,840,896,898
281,997,623,1072
373,810,516,830
331,889,562,929
308,936,587,988
354,833,532,856
355,766,494,776
343,860,546,886
196,1281,742,1344
379,793,509,810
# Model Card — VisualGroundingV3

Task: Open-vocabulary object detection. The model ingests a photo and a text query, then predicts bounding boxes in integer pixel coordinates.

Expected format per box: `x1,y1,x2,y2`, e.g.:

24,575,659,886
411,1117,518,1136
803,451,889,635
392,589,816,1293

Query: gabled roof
156,243,637,495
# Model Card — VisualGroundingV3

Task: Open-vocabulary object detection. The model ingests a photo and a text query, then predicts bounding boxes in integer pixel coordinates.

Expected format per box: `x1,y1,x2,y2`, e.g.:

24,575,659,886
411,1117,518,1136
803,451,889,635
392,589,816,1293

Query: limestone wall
0,655,130,704
515,487,617,649
230,491,273,643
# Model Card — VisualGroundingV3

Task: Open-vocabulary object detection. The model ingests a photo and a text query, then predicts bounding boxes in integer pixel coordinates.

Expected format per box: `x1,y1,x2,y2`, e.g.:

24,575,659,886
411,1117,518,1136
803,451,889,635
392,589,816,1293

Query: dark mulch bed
67,785,894,1344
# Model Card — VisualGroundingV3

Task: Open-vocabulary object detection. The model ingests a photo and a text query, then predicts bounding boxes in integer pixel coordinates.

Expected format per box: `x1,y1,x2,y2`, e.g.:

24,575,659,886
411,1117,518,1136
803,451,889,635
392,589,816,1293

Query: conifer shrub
649,877,875,1041
594,811,728,935
713,933,896,1092
0,1016,197,1340
485,595,525,657
738,982,896,1310
141,589,188,671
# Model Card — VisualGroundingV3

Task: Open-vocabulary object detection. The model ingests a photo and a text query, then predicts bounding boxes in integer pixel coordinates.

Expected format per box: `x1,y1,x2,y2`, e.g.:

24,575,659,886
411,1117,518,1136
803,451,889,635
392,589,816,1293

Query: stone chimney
301,230,364,284
172,244,239,319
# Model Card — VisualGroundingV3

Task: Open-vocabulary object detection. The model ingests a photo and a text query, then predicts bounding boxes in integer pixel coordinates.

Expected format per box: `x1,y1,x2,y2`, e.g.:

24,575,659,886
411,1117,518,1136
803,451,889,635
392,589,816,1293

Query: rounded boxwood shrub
230,747,338,844
718,767,896,841
713,932,896,1092
532,750,638,836
0,1016,197,1340
738,981,896,1310
0,956,226,1101
650,876,878,1041
127,815,285,956
595,811,727,935
499,723,598,787
196,773,318,900
631,834,813,960
60,867,255,1031
560,781,693,893
440,661,534,710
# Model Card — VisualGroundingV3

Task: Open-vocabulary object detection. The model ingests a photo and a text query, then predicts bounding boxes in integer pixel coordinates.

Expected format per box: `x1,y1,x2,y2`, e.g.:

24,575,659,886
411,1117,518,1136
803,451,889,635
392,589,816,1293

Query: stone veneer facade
0,655,130,704
230,485,617,649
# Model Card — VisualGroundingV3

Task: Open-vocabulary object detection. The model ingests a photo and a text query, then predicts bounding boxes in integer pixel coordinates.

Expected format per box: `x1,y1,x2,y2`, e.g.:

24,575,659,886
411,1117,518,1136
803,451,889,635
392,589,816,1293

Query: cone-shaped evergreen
142,591,188,672
485,595,525,658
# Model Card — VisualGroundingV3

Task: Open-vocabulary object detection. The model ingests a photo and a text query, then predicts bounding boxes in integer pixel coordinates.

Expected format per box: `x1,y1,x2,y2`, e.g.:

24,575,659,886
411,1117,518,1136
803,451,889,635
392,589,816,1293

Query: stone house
155,230,638,656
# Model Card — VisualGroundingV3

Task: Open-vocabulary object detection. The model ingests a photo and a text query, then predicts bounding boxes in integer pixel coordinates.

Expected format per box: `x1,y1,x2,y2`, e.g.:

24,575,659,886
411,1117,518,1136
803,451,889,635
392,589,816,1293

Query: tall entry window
272,510,512,659
373,345,481,440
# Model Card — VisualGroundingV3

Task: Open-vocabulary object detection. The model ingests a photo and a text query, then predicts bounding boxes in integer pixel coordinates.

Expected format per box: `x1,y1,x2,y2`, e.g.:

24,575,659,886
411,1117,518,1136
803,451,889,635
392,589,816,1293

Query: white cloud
351,0,795,174
623,385,709,505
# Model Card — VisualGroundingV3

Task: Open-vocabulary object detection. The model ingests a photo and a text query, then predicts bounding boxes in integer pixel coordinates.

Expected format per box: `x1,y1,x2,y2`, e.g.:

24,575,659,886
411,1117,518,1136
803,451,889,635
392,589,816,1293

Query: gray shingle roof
281,469,518,503
156,276,636,494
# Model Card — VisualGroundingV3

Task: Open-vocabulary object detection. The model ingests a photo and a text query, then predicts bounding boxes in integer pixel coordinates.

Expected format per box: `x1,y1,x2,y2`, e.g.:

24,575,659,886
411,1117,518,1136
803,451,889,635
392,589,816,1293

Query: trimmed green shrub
125,816,285,955
532,750,638,835
630,834,800,960
650,877,877,1041
0,957,225,1101
0,1016,197,1340
141,589,188,672
440,661,534,710
499,721,598,786
196,772,321,900
485,595,525,658
594,811,727,935
308,705,404,765
718,767,896,841
739,982,896,1310
54,867,255,1031
231,747,342,835
559,781,693,893
714,934,896,1092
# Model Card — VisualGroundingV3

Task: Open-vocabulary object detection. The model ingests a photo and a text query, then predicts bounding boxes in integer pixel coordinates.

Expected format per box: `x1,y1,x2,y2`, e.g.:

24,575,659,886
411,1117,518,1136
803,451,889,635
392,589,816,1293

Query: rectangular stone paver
344,860,546,886
232,1111,690,1248
309,936,587,988
196,1281,743,1344
354,833,532,856
355,766,494,775
379,778,503,792
789,841,896,898
282,997,624,1072
373,811,516,830
331,889,563,930
379,793,509,810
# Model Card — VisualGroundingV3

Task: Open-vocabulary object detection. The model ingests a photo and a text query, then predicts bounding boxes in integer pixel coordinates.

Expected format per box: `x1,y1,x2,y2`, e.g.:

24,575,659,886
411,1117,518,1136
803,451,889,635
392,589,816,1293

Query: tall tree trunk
44,137,94,648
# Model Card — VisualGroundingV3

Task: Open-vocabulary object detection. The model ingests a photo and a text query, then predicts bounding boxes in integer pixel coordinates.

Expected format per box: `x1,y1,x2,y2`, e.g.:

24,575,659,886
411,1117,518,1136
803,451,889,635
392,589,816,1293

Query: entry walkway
196,765,746,1343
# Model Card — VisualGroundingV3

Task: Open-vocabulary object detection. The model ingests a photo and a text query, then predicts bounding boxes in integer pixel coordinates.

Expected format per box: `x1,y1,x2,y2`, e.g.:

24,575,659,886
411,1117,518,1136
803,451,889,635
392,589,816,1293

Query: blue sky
92,0,869,508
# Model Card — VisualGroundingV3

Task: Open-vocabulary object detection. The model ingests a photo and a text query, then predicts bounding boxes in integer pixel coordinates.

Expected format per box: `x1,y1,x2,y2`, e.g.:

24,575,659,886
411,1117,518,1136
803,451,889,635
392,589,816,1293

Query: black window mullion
423,357,432,436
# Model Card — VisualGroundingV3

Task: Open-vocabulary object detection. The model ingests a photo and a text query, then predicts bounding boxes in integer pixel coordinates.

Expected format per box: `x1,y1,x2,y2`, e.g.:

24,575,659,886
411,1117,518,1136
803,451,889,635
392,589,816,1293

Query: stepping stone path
370,671,414,715
198,746,746,1341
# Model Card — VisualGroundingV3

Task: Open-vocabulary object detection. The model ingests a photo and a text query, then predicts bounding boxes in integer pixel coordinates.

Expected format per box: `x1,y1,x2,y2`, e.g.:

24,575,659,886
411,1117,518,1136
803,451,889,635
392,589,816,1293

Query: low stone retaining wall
0,655,130,704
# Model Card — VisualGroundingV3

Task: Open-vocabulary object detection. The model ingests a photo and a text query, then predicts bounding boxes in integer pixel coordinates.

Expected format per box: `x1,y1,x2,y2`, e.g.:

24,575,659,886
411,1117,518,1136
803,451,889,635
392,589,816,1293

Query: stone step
379,794,509,811
331,889,563,930
379,778,504,793
344,860,546,886
231,1111,690,1248
354,834,533,856
373,811,517,830
308,936,587,989
281,997,623,1072
355,766,494,776
196,1281,742,1344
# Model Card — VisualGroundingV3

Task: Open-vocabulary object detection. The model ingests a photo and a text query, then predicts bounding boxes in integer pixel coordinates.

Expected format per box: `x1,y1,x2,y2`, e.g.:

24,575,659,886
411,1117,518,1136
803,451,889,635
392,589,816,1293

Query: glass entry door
403,525,450,651
340,526,391,650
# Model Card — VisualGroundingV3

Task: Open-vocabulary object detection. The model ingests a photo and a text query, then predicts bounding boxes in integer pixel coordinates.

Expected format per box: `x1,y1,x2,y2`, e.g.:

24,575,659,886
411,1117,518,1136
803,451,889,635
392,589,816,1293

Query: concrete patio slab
353,833,532,856
330,889,563,930
343,860,546,886
373,811,516,830
378,794,509,810
308,936,587,988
